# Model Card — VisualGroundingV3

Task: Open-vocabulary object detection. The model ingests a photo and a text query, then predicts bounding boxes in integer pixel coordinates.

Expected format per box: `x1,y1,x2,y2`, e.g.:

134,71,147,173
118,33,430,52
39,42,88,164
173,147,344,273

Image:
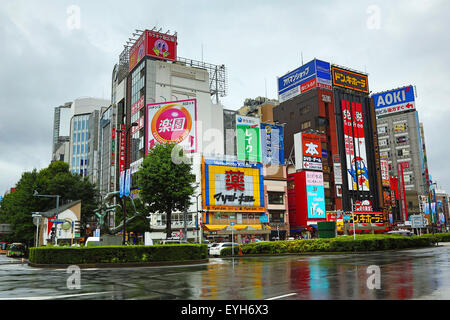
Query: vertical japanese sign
146,99,197,154
119,124,126,173
111,127,116,165
398,162,409,221
380,159,390,187
236,115,261,162
260,124,284,165
294,132,322,171
341,99,370,191
306,171,326,219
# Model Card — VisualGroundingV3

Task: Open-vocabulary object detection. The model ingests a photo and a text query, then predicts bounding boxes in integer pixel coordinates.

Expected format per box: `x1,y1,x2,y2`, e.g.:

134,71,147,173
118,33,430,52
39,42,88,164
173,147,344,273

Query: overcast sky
1,0,449,195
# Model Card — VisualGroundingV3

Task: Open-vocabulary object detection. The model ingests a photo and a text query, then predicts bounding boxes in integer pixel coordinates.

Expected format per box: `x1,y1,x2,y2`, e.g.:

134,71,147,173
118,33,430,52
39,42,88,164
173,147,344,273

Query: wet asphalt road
0,244,449,300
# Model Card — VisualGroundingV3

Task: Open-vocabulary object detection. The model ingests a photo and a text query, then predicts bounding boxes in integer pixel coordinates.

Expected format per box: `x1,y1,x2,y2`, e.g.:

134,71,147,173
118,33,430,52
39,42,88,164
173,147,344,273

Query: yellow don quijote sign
202,158,265,212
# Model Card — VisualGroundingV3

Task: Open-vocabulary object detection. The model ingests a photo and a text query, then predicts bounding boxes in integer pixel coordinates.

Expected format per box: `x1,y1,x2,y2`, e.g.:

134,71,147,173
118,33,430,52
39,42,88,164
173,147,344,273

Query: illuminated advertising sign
294,132,323,171
372,85,415,117
380,159,390,187
260,124,284,165
236,115,261,162
345,212,384,223
202,158,265,212
146,99,197,154
341,99,370,191
332,66,369,93
306,171,326,219
129,30,178,71
278,59,332,103
131,96,145,115
119,124,126,173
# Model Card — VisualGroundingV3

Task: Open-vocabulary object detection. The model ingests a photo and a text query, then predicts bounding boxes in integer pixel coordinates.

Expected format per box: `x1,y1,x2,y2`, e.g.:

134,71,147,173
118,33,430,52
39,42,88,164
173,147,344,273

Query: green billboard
236,115,261,162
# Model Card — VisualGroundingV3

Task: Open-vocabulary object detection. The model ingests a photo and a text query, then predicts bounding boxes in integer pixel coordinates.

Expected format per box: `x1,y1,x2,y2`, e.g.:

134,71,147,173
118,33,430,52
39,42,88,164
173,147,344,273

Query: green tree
137,144,196,239
0,161,99,245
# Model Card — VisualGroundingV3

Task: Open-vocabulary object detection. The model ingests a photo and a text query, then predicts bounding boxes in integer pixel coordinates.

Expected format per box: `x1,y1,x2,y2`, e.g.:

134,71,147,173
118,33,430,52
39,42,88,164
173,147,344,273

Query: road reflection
197,247,448,300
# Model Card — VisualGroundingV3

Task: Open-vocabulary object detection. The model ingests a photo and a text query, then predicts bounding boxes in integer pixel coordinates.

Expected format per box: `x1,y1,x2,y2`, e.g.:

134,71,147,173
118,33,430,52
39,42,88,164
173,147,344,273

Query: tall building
112,29,227,242
51,98,110,182
69,98,109,184
52,103,72,162
372,85,427,222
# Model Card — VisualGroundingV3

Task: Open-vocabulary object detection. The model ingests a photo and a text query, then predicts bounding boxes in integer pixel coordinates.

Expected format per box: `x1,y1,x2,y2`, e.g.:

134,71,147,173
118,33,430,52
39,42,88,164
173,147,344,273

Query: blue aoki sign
372,85,416,117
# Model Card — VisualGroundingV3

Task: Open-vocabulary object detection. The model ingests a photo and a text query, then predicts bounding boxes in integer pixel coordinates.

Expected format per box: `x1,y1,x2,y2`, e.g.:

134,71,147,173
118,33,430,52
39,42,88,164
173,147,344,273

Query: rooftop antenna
201,43,204,63
301,52,304,65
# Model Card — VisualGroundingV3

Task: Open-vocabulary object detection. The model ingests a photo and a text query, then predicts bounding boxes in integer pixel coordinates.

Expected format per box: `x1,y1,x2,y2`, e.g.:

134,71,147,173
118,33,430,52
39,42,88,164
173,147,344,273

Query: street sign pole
351,198,356,240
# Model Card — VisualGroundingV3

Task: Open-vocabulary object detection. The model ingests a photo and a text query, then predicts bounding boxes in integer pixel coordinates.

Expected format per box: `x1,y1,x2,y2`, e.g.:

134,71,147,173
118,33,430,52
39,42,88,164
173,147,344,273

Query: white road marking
0,291,113,300
265,292,297,300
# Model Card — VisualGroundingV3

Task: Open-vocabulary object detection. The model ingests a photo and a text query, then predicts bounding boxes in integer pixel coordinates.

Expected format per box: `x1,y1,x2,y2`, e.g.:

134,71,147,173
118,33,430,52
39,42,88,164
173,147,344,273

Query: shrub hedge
419,232,450,243
220,234,439,256
29,244,208,265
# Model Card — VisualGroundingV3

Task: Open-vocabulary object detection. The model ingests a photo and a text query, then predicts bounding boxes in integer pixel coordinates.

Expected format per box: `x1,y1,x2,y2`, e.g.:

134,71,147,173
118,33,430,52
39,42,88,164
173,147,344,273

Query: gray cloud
1,0,449,194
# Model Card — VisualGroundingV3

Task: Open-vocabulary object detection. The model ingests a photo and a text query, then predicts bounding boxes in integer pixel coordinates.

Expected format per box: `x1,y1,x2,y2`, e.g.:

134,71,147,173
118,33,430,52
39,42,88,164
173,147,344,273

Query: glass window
82,132,85,142
73,133,76,143
77,133,80,142
72,157,75,167
77,145,80,154
301,121,311,130
73,145,76,155
82,120,85,130
74,121,77,131
81,144,84,154
268,192,284,205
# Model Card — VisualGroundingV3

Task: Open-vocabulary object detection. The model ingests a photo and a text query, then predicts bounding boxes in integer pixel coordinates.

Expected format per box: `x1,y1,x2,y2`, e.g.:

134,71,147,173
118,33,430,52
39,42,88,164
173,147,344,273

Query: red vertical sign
119,124,126,173
398,162,409,221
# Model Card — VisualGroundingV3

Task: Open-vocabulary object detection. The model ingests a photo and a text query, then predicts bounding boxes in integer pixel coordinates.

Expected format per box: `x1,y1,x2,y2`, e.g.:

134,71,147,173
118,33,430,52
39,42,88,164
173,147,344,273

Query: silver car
209,242,239,256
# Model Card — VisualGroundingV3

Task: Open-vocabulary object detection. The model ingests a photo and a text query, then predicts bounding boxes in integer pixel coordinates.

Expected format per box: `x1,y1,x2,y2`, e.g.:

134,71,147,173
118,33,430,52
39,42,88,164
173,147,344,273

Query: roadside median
28,244,208,268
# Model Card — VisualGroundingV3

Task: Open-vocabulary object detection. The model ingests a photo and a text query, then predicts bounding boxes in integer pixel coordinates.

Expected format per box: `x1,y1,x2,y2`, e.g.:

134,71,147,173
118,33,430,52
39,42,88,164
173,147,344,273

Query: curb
27,259,209,269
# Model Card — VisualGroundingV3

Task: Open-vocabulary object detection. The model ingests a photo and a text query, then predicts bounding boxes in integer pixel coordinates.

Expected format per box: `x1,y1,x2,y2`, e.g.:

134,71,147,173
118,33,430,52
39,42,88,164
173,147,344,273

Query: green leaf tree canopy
0,161,99,245
137,144,196,239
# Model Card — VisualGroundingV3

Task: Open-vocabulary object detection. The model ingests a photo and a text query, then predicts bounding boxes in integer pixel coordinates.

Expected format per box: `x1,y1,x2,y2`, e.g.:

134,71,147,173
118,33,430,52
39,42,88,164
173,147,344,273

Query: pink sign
146,99,197,154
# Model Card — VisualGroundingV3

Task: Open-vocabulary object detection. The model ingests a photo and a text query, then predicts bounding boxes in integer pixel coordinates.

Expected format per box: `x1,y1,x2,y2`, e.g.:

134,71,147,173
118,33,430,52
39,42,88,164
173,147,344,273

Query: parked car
387,230,415,237
161,238,181,244
209,242,239,256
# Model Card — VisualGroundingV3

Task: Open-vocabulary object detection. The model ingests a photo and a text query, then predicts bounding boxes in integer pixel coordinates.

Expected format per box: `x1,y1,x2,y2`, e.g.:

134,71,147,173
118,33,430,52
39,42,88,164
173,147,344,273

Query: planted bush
220,234,436,256
29,244,208,265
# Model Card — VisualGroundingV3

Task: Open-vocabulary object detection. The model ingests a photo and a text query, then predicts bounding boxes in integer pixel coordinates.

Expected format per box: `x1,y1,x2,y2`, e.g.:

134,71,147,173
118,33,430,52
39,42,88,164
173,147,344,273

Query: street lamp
32,213,42,247
196,192,202,243
117,122,138,245
33,190,60,245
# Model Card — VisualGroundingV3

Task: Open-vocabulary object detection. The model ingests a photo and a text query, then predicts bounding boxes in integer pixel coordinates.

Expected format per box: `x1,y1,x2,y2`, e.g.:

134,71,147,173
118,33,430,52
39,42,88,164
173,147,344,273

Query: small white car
209,242,239,256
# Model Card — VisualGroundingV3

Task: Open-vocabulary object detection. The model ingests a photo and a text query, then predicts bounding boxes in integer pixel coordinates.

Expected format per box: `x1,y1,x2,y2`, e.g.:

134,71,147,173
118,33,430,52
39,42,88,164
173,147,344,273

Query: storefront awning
204,225,229,231
204,224,271,231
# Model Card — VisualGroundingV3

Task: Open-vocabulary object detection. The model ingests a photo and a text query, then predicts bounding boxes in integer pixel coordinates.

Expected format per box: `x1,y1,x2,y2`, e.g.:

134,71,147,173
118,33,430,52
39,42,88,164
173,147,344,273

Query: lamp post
117,121,138,245
33,191,60,245
32,213,42,247
196,193,202,243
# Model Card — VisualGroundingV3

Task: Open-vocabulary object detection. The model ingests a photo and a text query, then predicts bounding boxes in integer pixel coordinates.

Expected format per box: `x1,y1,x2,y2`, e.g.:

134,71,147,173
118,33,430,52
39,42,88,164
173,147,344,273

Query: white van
85,237,100,246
